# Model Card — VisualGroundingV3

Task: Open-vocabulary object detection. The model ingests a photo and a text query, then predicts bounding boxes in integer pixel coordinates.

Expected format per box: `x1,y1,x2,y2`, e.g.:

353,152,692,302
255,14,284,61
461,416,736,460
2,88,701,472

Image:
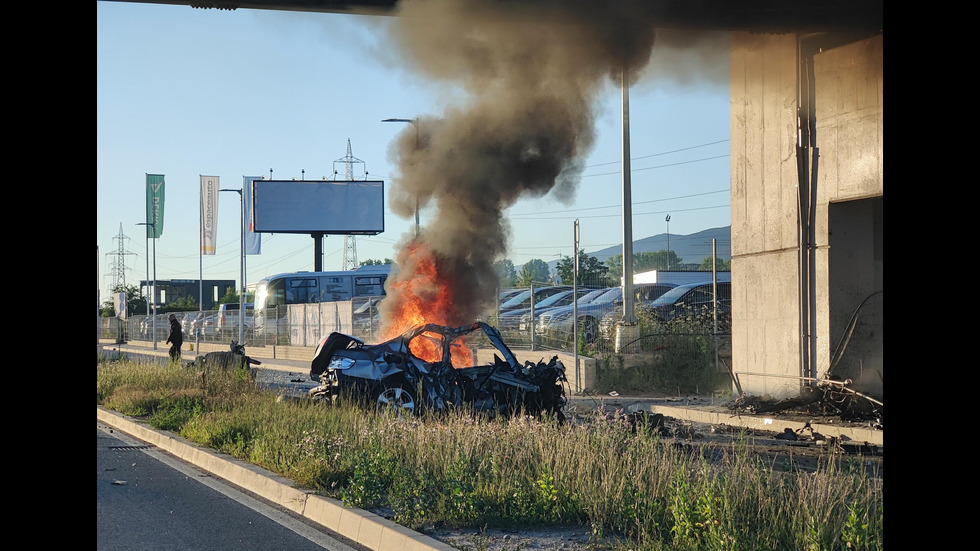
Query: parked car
597,282,681,339
180,312,196,335
498,288,527,304
139,313,171,339
537,283,677,344
181,311,205,337
496,286,572,314
308,322,568,419
517,287,612,334
200,314,218,337
217,303,254,338
178,311,220,338
637,281,732,325
495,288,591,332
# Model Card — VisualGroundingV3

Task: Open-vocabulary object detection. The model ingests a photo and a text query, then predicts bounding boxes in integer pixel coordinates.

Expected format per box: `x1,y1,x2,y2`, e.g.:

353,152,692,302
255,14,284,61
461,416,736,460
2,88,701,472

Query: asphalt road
97,422,367,551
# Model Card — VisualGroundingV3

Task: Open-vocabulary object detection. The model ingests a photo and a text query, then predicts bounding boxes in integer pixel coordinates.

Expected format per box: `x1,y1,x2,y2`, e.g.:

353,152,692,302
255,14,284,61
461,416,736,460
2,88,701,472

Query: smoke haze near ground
378,0,725,332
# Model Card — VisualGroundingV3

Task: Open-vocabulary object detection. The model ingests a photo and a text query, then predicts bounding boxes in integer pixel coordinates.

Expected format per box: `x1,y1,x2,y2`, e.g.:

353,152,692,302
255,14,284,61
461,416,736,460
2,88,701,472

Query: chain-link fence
98,296,388,349
484,256,733,395
100,264,733,395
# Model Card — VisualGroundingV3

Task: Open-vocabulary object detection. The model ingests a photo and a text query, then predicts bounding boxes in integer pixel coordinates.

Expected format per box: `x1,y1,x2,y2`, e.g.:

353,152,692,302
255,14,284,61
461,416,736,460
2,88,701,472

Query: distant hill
543,226,731,272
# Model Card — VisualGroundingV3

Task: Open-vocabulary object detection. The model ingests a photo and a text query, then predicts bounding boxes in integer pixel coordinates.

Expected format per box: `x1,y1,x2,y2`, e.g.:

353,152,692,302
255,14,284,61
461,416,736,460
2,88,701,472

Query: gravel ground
425,525,611,551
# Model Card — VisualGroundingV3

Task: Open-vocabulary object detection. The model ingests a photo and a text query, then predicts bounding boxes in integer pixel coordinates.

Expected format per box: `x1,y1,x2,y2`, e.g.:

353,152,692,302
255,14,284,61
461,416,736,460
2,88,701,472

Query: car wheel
375,382,418,417
581,316,599,343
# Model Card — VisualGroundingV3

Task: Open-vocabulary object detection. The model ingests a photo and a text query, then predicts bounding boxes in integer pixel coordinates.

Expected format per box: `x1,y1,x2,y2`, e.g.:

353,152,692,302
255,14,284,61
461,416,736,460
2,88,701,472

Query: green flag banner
146,174,165,238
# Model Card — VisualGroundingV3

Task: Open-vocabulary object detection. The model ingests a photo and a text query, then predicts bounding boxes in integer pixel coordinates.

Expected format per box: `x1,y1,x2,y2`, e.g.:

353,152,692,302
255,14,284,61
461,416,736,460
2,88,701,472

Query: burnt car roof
310,320,569,419
312,321,521,379
401,321,520,368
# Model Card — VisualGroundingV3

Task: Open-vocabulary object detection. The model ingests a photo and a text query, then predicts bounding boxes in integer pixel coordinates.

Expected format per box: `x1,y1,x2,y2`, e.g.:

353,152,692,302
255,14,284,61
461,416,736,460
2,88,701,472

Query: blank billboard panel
251,180,384,234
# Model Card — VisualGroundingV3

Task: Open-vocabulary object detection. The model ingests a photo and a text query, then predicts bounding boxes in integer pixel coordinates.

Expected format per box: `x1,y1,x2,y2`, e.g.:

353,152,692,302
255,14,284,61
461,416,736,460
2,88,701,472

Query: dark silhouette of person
166,313,183,362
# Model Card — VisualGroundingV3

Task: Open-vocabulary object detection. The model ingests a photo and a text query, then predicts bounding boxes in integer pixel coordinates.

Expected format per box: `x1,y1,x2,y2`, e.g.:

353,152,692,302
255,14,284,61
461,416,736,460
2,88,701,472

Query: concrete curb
97,407,456,551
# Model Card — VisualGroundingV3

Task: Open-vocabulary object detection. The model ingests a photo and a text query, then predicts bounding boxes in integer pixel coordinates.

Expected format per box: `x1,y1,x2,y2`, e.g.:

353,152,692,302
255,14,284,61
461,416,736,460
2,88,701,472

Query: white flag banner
200,175,220,255
113,292,127,320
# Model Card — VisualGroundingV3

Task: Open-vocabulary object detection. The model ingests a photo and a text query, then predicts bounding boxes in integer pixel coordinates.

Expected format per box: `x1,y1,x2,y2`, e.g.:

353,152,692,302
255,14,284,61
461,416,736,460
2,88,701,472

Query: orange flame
381,242,474,366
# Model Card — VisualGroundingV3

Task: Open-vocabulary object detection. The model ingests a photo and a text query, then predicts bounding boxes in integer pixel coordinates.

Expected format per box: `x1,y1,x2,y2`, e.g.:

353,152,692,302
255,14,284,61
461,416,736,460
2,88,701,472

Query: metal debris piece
730,381,883,427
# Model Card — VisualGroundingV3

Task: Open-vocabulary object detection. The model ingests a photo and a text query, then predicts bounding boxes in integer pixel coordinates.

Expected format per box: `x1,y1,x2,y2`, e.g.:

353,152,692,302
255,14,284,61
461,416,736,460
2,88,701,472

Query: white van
217,303,254,338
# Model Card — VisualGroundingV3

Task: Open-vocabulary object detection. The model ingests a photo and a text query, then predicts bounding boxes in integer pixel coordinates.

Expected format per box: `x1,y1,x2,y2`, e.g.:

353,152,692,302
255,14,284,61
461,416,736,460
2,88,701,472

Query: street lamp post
381,117,420,238
220,187,246,346
136,221,157,349
665,214,671,271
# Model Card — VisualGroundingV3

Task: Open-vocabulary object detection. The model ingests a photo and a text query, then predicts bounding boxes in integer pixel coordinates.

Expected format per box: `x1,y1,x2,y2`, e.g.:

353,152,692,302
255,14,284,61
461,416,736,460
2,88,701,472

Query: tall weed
97,357,883,550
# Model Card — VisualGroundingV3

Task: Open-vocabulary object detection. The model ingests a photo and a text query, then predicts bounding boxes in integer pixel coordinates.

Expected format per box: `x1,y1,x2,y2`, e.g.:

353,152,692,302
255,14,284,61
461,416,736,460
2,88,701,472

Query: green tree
698,256,731,271
100,283,147,317
360,258,393,266
555,250,610,287
493,259,517,287
217,288,254,305
515,259,551,286
167,295,200,311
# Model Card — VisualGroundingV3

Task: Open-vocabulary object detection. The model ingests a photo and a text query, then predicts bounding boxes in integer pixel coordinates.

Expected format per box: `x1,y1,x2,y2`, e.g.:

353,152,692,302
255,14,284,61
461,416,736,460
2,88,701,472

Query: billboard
251,180,384,234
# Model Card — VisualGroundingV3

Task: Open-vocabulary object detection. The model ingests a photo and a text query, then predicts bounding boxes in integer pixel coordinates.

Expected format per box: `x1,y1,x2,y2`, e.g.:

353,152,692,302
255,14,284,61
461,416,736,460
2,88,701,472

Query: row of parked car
135,304,255,340
494,281,732,344
135,283,728,347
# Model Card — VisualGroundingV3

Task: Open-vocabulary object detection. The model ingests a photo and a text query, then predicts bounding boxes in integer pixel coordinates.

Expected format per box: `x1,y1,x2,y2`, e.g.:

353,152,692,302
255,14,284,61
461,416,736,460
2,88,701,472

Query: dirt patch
425,524,613,551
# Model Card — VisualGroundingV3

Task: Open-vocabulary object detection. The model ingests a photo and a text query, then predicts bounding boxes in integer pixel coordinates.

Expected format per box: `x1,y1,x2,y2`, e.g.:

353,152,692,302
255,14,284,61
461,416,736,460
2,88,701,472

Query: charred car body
309,322,568,419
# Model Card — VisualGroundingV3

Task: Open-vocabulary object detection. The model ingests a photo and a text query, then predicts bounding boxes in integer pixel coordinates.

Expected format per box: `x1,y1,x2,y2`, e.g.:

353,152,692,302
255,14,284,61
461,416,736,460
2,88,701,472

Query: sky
97,1,732,304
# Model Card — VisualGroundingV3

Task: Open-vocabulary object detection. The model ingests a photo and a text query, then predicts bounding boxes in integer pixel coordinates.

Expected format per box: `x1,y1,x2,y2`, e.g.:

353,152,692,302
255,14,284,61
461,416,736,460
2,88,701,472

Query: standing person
166,313,183,362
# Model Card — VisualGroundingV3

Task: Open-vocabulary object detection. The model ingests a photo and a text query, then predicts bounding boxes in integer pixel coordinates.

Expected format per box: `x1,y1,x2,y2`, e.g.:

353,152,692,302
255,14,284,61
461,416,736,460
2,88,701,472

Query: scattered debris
774,428,798,441
729,380,883,428
191,341,262,378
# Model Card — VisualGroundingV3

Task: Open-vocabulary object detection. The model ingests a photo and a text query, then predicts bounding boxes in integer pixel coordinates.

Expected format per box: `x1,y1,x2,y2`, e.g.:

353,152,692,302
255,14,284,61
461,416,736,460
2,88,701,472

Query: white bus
252,265,391,338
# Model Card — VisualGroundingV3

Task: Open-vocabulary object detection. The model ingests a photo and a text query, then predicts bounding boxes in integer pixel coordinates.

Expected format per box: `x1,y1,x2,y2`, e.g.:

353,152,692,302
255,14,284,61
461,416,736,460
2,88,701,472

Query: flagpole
137,218,157,350
242,177,248,339
199,175,204,351
141,173,160,350
152,221,157,350
240,181,245,346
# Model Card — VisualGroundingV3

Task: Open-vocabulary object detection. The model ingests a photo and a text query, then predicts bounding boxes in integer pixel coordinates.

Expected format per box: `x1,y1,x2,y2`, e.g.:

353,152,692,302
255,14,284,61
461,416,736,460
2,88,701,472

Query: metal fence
486,271,733,393
99,270,733,394
97,296,388,349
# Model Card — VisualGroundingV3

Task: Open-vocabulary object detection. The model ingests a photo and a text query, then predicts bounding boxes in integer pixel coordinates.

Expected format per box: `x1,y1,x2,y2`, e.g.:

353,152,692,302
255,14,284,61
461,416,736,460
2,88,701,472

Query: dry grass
98,357,882,550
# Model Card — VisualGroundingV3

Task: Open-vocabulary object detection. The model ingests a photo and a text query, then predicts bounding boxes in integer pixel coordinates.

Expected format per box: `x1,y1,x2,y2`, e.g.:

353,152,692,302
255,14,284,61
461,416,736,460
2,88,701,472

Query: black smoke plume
379,0,693,333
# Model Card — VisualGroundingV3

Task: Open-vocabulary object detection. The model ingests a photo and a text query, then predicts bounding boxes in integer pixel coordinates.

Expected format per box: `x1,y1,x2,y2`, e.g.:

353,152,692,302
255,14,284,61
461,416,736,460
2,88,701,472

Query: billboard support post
313,232,325,272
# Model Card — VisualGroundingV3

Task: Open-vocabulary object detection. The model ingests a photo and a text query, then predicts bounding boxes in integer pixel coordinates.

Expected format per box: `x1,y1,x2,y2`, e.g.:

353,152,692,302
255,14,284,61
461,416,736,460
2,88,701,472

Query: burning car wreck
309,321,568,420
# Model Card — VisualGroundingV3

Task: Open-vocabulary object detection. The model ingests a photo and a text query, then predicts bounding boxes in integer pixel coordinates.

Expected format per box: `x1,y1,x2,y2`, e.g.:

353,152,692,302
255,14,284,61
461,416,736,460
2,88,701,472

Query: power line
583,153,730,178
516,203,731,221
584,138,730,168
509,188,730,217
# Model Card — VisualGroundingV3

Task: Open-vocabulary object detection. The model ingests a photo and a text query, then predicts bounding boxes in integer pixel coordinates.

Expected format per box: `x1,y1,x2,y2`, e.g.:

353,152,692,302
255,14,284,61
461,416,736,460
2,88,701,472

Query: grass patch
98,358,883,550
